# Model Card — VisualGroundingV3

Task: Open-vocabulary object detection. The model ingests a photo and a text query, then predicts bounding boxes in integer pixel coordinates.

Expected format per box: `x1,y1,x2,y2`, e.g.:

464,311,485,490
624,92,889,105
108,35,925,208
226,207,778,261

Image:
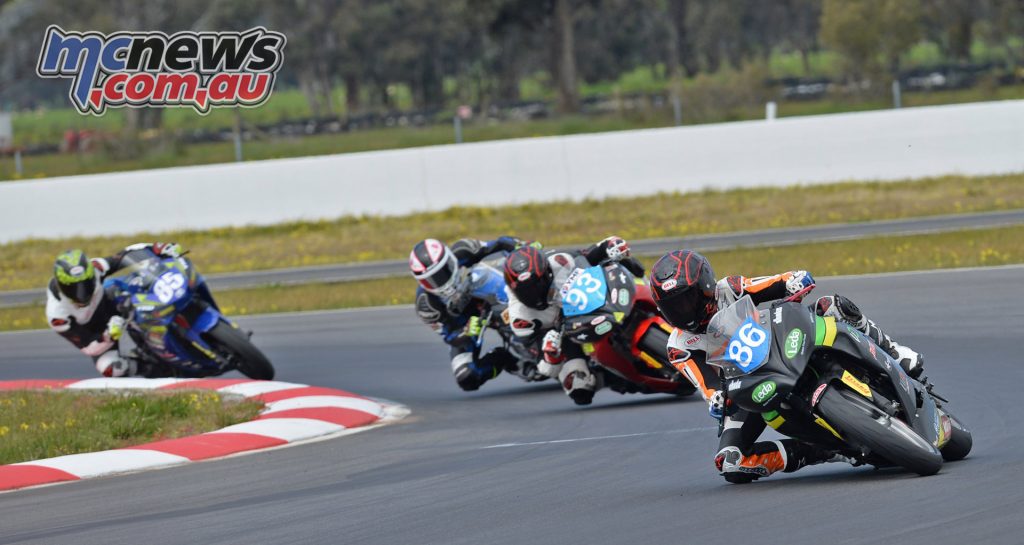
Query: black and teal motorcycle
706,288,971,475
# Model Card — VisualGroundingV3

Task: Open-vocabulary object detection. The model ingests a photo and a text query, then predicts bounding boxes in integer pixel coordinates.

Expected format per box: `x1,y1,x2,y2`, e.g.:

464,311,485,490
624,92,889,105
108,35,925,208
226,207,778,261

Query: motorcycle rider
503,236,645,405
46,242,184,377
649,249,925,483
410,236,540,391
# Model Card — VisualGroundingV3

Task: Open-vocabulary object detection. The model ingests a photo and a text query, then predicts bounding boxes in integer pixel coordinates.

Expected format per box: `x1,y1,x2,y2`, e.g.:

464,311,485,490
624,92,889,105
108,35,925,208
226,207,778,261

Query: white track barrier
1,100,1021,243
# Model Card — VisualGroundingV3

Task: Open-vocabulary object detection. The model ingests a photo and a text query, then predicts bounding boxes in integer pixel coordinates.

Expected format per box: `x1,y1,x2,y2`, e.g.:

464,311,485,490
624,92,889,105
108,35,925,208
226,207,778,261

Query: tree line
0,0,1021,122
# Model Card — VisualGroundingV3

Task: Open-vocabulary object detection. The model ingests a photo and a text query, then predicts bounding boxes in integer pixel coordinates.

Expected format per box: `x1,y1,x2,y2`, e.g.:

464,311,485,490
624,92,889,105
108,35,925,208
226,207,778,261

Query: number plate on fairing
560,266,608,317
723,318,771,374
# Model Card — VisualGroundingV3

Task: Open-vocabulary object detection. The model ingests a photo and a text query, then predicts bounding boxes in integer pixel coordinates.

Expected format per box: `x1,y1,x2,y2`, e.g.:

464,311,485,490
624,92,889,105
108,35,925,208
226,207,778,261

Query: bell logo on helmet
69,266,84,276
661,279,677,291
518,271,532,282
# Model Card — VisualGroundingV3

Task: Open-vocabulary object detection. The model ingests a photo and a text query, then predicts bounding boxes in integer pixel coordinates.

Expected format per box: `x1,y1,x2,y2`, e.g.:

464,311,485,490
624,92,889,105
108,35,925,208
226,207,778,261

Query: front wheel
205,322,275,380
940,410,972,462
817,386,942,476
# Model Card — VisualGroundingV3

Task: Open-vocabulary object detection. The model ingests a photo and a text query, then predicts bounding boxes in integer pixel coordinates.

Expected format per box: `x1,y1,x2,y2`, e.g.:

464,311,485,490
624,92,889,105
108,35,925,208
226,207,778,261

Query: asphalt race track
0,266,1022,545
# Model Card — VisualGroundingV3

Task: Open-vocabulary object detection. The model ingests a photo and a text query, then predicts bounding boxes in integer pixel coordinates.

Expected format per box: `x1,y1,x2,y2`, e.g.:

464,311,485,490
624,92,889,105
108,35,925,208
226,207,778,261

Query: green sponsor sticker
784,328,804,359
752,381,777,404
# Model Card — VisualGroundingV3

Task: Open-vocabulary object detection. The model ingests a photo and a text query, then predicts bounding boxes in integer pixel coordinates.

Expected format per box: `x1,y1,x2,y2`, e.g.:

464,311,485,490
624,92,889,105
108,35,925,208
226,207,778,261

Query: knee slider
452,352,483,391
558,358,597,405
455,369,484,391
96,351,134,377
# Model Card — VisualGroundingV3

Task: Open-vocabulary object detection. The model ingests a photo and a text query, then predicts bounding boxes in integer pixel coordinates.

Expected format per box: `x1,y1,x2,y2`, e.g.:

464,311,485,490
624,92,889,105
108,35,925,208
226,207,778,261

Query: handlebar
783,283,815,303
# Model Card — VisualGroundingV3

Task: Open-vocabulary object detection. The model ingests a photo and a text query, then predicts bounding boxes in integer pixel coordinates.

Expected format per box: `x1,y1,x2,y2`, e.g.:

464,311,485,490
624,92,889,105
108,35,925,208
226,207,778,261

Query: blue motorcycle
105,248,275,379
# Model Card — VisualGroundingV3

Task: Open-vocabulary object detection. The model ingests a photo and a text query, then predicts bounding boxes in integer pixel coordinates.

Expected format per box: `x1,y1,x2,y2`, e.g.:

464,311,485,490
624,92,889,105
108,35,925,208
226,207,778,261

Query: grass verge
4,172,1024,292
2,224,1021,332
0,389,263,465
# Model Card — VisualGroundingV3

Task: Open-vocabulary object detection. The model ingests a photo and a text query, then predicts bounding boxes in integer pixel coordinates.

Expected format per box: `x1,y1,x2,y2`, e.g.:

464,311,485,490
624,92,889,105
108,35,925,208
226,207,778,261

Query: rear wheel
817,386,942,476
637,325,696,396
205,322,275,380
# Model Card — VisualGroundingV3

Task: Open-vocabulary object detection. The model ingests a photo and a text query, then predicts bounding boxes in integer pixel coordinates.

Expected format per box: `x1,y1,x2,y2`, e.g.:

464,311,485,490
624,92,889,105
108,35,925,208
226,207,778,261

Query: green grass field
3,224,1021,332
2,172,1022,293
0,389,262,464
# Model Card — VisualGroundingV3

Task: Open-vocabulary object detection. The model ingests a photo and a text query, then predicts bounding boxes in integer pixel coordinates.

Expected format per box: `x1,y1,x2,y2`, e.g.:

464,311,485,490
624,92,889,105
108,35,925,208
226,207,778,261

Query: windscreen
116,248,169,286
705,295,773,379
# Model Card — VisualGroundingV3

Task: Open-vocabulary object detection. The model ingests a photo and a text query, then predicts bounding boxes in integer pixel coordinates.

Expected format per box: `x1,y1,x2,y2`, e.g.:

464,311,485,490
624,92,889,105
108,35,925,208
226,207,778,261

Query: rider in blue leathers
410,237,543,391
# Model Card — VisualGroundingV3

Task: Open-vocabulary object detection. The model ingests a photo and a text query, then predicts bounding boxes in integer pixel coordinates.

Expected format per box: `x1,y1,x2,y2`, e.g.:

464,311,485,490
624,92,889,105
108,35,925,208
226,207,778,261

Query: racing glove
462,315,483,338
785,270,814,296
153,242,184,258
541,329,565,365
105,315,126,342
601,236,630,260
708,390,727,421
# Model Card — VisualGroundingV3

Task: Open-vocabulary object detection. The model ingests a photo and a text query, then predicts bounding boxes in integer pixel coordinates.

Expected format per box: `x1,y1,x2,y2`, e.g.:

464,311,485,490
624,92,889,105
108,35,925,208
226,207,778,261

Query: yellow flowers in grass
3,224,1024,333
0,390,262,465
4,173,1024,293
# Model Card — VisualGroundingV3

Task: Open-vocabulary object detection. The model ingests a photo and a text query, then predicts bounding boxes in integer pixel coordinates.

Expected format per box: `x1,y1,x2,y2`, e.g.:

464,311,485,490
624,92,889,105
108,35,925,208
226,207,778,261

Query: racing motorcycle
106,248,275,380
558,259,696,396
467,254,547,383
705,288,971,476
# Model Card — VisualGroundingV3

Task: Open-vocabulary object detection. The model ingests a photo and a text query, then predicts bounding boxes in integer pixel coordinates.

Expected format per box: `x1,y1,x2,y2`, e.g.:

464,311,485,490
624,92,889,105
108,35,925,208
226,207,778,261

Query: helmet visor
418,253,458,294
515,277,550,309
656,286,705,330
60,277,96,306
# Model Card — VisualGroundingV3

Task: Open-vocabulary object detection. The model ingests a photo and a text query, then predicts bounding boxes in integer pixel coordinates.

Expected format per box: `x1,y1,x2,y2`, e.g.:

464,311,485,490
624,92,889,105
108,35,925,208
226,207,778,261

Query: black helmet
650,250,717,331
409,239,460,297
504,246,552,310
54,249,98,306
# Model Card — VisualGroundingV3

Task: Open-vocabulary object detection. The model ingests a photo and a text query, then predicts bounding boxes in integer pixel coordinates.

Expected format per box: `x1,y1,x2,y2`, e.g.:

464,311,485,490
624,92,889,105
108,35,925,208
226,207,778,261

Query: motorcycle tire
939,410,973,462
817,386,942,476
636,326,696,396
205,322,276,380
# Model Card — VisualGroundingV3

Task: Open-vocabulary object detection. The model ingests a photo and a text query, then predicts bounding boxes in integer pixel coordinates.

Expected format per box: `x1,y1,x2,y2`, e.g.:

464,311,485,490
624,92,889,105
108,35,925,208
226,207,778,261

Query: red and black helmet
650,250,717,331
504,246,552,310
409,239,460,296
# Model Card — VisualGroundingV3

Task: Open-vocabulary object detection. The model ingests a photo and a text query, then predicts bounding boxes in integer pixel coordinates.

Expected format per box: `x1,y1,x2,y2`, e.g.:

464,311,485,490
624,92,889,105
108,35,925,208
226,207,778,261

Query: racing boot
816,295,924,379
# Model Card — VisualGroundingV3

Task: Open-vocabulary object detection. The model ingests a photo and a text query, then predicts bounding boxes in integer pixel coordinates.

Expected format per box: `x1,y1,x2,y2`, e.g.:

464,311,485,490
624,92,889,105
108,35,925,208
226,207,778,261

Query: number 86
727,322,766,366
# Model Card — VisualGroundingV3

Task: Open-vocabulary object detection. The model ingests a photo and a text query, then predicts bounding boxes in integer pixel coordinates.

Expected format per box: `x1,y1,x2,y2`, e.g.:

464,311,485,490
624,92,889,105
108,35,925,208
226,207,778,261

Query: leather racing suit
46,242,181,377
506,240,644,404
415,237,539,391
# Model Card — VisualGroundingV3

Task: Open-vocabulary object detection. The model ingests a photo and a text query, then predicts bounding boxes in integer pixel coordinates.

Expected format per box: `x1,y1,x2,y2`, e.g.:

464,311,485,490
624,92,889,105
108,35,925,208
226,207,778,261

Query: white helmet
409,239,461,297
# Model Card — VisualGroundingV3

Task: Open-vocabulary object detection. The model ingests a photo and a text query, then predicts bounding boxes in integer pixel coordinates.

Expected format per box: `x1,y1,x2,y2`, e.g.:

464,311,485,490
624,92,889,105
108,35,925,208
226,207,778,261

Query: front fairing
466,263,508,307
117,255,220,368
562,263,637,344
709,299,809,413
129,260,200,325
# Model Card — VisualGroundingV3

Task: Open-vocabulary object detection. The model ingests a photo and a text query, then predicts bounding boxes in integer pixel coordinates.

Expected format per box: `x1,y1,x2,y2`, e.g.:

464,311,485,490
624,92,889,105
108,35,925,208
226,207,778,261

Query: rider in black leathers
410,236,542,391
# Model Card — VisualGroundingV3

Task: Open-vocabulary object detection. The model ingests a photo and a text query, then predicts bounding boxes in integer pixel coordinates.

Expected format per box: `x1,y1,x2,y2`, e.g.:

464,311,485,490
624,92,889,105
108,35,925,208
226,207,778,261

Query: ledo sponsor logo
752,380,777,404
784,328,804,359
